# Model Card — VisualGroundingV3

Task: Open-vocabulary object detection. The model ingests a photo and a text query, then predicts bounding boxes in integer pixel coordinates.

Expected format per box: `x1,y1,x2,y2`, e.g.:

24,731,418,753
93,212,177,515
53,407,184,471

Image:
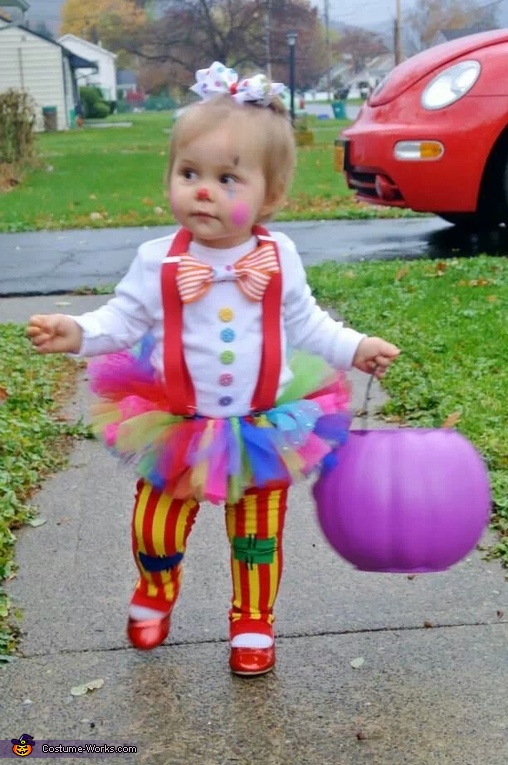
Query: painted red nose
196,188,211,201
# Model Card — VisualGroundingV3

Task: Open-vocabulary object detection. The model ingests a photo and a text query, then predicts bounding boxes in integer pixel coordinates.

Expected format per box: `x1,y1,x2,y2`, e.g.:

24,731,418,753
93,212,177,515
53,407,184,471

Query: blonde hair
167,94,296,220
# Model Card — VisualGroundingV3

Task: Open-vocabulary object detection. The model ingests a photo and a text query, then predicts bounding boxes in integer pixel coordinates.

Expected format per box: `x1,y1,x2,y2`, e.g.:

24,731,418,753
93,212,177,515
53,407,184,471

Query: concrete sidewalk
0,295,507,764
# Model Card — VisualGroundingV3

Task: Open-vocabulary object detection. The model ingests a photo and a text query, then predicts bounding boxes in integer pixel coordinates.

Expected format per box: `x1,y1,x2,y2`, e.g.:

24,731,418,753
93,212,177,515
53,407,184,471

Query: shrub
0,90,36,164
79,86,110,119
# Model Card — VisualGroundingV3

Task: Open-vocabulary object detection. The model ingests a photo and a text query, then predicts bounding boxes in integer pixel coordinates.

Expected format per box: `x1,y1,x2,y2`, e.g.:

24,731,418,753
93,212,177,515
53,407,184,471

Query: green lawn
0,111,412,232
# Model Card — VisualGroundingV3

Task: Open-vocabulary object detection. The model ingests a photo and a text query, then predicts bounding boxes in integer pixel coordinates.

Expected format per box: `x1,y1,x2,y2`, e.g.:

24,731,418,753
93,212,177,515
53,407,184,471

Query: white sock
129,605,169,621
231,632,274,649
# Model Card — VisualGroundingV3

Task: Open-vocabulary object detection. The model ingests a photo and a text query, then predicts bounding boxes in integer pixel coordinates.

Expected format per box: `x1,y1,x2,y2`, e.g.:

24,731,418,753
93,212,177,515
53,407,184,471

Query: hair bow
190,61,286,106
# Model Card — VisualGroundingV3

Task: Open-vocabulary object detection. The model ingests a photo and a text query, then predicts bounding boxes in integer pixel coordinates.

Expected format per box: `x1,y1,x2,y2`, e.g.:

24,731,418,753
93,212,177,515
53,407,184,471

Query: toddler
27,62,399,676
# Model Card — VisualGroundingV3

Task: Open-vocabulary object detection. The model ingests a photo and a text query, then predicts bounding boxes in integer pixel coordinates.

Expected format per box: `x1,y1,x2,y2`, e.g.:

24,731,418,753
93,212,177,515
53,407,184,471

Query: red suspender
250,225,282,412
160,225,282,416
161,228,197,416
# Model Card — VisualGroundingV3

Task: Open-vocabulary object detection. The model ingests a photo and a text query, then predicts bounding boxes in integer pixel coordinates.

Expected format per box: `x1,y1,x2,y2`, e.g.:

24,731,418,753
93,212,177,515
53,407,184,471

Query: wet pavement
0,333,506,764
3,216,508,296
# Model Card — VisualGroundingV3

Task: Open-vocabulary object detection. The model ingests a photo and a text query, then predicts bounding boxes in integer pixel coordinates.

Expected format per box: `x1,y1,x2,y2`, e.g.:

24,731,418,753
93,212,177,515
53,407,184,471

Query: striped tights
130,480,288,637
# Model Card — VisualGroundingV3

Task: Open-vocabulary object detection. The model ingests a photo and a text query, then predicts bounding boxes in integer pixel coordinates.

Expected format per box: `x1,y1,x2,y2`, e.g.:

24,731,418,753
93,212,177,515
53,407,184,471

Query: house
0,22,98,130
116,69,138,99
322,51,395,99
432,24,498,47
58,34,117,102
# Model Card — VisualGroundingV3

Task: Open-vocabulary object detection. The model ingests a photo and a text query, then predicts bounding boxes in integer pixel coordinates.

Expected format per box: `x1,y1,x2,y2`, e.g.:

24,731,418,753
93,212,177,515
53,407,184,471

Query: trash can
331,101,346,119
42,106,57,132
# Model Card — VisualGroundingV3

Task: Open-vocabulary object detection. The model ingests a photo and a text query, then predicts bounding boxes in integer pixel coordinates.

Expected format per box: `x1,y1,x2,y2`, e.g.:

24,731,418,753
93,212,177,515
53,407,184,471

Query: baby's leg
128,479,200,648
225,483,288,675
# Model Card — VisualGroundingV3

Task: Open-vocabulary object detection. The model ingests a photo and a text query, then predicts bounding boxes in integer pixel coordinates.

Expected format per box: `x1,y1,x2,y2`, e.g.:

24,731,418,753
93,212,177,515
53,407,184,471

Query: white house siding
58,34,117,101
0,25,69,130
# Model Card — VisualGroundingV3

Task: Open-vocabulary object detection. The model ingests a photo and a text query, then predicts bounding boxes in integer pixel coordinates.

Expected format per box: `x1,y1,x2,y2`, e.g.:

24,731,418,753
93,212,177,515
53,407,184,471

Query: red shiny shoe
126,614,170,650
229,644,276,677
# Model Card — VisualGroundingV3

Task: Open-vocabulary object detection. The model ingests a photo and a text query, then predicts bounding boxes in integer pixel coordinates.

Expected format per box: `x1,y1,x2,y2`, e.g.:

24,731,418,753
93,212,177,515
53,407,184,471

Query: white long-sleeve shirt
72,230,365,418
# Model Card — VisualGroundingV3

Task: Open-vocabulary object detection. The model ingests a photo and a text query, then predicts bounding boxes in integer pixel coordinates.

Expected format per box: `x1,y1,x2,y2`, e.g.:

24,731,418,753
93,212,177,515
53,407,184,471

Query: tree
31,20,55,40
60,0,147,57
404,0,500,55
127,0,329,95
333,26,387,76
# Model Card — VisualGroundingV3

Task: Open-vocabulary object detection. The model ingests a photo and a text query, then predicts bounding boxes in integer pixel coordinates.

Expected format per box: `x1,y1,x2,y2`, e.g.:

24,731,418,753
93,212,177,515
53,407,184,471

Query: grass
0,111,415,233
0,326,91,657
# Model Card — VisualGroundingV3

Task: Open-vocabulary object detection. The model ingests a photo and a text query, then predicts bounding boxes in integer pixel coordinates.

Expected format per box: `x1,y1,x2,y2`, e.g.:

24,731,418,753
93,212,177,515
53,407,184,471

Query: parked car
339,29,508,229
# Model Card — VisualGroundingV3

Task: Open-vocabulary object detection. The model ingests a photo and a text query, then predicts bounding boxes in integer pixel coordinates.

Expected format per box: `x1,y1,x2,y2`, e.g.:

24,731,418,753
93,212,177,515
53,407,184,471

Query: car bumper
341,97,503,213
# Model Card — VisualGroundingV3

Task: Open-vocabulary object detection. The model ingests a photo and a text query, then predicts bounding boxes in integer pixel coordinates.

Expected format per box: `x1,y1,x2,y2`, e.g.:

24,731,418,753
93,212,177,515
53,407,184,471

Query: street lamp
286,30,297,125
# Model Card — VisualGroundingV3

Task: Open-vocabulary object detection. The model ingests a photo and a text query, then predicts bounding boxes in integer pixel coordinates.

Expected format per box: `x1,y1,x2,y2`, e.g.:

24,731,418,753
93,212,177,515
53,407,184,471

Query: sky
325,0,413,27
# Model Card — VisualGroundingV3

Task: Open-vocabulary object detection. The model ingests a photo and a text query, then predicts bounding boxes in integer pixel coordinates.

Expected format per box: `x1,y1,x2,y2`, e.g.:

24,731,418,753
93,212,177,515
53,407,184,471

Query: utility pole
394,0,403,65
264,0,272,80
324,0,331,100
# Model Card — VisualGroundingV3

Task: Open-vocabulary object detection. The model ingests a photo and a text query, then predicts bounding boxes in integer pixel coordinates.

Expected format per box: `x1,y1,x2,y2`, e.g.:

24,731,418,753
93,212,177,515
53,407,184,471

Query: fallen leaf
70,678,105,696
441,411,461,429
395,266,410,281
0,386,8,404
26,518,47,527
423,621,433,628
350,657,365,669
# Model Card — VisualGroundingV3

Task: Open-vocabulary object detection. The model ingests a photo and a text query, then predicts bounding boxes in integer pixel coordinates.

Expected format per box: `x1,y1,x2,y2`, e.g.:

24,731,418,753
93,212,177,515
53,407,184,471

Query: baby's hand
353,336,400,378
26,314,83,354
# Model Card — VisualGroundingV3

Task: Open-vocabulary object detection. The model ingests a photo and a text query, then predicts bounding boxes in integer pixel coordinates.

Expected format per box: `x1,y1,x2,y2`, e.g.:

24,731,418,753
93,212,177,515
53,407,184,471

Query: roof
66,52,99,70
58,33,117,59
0,23,98,69
0,0,30,10
439,25,494,41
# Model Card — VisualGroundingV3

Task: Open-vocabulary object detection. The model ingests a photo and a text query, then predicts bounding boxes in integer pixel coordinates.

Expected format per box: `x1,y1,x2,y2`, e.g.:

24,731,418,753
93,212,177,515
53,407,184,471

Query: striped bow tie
176,243,279,303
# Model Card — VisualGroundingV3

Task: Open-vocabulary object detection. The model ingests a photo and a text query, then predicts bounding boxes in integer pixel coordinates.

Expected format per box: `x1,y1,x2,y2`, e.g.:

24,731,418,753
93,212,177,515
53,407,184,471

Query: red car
341,29,508,229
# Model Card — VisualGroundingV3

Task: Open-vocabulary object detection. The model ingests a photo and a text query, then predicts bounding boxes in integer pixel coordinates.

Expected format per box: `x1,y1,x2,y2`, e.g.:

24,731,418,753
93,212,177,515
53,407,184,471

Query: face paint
230,201,250,227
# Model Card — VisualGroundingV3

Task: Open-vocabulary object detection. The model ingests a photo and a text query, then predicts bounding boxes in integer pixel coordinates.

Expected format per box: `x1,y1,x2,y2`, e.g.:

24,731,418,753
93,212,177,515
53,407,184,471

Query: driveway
0,218,453,296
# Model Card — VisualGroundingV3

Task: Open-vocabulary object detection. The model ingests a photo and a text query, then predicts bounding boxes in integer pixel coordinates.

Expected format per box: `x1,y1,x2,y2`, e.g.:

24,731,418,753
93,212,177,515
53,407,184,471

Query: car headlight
421,60,481,110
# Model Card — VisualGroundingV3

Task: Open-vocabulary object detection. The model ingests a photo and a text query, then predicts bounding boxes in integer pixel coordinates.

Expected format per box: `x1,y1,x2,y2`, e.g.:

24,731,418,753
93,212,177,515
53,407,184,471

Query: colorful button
219,373,233,386
220,328,235,343
218,307,234,322
219,396,233,406
220,350,235,364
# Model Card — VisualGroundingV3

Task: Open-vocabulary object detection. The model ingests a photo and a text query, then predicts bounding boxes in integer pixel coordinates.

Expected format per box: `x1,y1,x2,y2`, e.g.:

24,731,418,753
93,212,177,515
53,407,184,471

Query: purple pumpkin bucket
313,429,491,574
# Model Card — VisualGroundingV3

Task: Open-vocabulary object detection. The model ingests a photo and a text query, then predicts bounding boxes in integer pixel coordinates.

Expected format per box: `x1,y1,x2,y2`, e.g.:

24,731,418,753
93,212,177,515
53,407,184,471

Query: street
2,216,507,296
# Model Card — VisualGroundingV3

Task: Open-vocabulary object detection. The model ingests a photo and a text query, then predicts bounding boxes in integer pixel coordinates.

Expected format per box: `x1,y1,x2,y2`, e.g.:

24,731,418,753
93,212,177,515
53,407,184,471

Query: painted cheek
230,201,250,227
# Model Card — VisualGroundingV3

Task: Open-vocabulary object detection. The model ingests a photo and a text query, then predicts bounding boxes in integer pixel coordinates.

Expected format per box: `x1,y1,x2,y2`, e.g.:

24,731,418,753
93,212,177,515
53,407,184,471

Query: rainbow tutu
87,336,352,504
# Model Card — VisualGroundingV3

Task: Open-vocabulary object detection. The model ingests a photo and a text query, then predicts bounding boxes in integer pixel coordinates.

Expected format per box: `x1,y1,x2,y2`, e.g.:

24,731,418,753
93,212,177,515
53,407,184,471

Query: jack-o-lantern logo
11,734,34,757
